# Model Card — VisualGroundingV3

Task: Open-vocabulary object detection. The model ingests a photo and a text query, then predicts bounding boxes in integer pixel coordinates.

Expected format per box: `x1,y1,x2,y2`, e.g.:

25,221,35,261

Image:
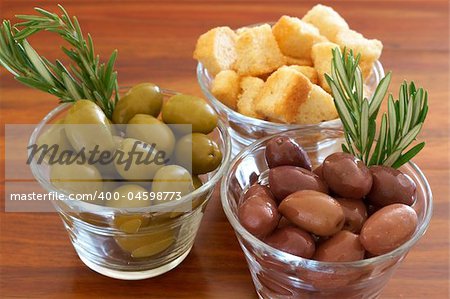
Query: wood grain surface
0,1,449,298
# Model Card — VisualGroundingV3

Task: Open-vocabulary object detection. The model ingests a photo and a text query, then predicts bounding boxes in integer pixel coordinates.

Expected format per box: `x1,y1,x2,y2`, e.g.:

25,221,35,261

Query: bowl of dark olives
221,128,432,298
29,84,231,280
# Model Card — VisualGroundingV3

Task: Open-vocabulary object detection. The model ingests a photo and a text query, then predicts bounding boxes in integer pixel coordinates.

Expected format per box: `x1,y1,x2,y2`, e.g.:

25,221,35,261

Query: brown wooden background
0,0,449,298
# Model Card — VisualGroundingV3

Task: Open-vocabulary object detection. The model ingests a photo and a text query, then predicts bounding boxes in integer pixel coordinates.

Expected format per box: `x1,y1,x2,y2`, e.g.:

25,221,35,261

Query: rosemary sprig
325,48,428,168
0,5,119,118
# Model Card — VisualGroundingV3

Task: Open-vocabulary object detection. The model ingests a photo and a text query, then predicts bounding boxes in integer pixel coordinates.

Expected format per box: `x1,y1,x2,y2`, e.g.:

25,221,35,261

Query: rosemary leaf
374,114,388,165
327,47,428,168
16,76,51,92
402,94,414,137
368,72,391,118
387,95,397,149
13,27,40,40
87,33,95,61
332,49,352,98
354,67,363,103
383,149,402,167
398,83,406,127
81,83,94,100
58,5,74,28
15,15,48,21
411,88,423,125
105,50,118,84
0,5,118,118
397,123,422,150
418,92,428,123
35,8,58,19
365,120,376,163
342,143,350,154
332,86,358,138
343,133,356,157
62,72,82,100
22,40,54,85
113,79,119,105
360,99,369,153
0,55,20,75
72,17,83,41
392,142,425,169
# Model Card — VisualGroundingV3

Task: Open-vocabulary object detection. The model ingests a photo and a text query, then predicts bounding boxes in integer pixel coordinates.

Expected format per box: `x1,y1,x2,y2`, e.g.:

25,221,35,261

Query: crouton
256,72,274,81
311,41,340,93
272,16,327,60
296,84,338,124
285,56,313,67
335,29,383,78
235,26,250,35
211,70,240,109
255,66,312,123
302,4,349,42
234,24,286,76
237,76,265,119
289,65,318,84
193,27,237,76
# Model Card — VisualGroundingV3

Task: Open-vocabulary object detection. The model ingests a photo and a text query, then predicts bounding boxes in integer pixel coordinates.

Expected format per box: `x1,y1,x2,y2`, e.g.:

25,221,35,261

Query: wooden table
0,0,448,298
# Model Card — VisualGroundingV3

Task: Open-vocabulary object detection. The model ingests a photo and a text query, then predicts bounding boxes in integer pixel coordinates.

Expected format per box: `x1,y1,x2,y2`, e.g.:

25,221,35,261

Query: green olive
114,138,165,182
64,100,115,154
192,175,203,189
95,135,124,180
50,163,103,197
102,180,122,192
106,118,118,136
126,114,175,157
112,135,124,148
191,175,208,211
151,165,194,199
107,184,151,208
112,83,163,124
112,211,151,233
152,173,206,219
115,229,175,258
107,184,151,233
78,212,109,226
175,133,222,174
36,118,73,162
162,94,218,134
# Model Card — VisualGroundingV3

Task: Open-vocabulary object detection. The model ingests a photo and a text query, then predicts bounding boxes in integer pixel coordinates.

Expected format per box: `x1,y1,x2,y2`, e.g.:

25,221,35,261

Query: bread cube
289,65,318,84
235,26,250,35
193,27,237,76
234,24,286,76
237,77,265,119
311,41,340,93
302,4,349,42
285,56,313,67
335,29,383,78
211,70,240,109
272,16,327,60
296,84,338,124
255,66,312,123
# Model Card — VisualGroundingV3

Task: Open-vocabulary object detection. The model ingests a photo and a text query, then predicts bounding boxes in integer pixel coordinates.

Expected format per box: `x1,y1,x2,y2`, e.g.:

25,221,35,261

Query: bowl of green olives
29,84,231,280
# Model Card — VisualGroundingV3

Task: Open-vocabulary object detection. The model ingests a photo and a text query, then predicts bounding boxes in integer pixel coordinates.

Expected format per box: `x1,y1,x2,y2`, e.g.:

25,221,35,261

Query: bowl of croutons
194,4,385,154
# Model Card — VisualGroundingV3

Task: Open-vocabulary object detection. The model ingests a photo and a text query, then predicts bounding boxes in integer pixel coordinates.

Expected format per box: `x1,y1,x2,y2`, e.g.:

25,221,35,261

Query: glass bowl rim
28,88,232,213
197,61,384,130
220,127,433,269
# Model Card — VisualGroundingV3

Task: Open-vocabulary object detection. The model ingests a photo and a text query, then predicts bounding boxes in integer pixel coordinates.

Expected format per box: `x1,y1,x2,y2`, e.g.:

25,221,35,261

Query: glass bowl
197,35,385,155
221,128,432,298
28,89,231,280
